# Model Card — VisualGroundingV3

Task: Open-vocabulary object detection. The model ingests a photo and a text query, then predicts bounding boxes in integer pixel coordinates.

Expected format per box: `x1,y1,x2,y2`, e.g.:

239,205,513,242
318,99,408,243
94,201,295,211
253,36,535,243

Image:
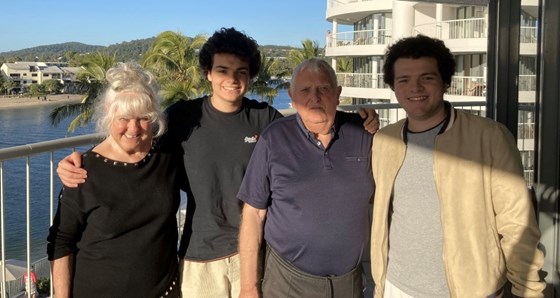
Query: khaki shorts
180,254,240,298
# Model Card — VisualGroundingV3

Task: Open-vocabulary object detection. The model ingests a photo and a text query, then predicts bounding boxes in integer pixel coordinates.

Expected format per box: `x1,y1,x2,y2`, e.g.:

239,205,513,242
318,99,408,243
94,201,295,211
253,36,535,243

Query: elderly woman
47,62,182,297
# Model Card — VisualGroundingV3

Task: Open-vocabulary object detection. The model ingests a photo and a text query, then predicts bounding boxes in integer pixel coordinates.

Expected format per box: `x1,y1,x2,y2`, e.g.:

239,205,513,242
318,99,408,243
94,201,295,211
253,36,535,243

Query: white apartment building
0,61,81,93
325,0,538,106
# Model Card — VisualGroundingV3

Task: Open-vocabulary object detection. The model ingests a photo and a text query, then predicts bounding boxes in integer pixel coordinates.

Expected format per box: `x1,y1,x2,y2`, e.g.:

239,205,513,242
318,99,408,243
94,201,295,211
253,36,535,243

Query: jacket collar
402,101,456,143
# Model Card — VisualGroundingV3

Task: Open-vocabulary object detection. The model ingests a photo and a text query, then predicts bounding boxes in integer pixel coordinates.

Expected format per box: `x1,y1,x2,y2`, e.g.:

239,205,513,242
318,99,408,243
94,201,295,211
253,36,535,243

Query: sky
0,0,330,53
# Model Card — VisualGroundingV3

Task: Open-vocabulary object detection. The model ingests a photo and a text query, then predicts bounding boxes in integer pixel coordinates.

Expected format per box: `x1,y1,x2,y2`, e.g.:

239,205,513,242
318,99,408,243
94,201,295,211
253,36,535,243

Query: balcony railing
337,72,386,89
519,74,537,92
520,26,537,43
449,76,486,97
327,29,392,48
0,103,536,297
414,18,487,40
336,73,490,97
0,134,104,298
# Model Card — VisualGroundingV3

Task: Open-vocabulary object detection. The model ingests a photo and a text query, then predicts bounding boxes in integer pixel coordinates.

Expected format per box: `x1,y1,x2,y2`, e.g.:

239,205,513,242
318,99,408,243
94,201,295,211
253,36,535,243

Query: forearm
51,254,74,298
239,204,266,298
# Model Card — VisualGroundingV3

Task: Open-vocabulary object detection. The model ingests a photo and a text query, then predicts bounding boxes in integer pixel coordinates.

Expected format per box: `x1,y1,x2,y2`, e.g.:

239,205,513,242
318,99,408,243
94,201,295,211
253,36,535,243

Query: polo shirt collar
295,112,338,141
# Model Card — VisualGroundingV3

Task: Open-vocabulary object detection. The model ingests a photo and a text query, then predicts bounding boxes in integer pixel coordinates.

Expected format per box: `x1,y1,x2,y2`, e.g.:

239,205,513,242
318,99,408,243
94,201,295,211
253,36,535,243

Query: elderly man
238,58,374,298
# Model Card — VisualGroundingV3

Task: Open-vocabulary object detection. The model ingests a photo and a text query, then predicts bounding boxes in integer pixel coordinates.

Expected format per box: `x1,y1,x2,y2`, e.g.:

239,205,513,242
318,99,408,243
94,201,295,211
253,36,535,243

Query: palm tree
142,31,208,107
250,53,290,105
49,52,117,132
287,39,322,68
336,57,353,73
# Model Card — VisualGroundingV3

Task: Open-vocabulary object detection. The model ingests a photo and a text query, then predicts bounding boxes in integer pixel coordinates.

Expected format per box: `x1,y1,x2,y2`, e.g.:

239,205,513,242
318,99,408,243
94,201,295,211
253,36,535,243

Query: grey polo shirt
238,111,374,276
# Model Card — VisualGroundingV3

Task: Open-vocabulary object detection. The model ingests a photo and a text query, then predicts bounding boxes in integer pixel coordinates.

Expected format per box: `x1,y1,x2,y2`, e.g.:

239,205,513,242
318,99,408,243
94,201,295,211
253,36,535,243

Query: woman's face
109,113,152,155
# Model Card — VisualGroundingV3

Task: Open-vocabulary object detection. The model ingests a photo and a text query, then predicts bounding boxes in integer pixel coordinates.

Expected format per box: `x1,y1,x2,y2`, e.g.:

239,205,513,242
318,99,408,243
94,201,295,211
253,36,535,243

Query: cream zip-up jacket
371,104,545,297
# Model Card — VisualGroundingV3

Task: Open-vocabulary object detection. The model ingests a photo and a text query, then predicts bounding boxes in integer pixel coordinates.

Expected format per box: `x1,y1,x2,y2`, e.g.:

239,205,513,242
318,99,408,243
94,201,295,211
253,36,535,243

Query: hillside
0,38,156,63
0,39,306,64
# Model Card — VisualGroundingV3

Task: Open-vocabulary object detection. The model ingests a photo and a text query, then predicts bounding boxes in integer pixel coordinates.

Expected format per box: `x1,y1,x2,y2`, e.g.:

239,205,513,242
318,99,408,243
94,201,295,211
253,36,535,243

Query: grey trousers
262,246,364,298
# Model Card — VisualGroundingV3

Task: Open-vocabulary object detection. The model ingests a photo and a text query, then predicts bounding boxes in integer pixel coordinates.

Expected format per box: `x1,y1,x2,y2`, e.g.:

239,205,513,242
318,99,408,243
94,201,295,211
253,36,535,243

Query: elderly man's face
289,68,341,130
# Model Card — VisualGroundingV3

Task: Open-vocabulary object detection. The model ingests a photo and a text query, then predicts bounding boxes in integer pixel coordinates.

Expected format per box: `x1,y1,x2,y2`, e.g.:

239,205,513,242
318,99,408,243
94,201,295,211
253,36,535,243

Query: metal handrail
0,133,104,162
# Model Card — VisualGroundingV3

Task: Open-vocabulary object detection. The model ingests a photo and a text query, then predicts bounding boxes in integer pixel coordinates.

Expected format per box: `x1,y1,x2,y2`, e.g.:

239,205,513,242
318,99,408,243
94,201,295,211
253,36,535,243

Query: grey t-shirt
386,122,450,297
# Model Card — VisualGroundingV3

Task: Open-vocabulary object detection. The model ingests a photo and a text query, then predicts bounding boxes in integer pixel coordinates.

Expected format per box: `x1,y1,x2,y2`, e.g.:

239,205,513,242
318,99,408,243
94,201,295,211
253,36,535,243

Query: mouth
124,134,140,139
408,96,428,101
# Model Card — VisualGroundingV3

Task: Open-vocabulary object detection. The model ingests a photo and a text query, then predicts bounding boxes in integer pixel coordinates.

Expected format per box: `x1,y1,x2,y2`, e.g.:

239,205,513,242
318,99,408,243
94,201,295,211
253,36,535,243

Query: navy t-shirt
238,111,374,276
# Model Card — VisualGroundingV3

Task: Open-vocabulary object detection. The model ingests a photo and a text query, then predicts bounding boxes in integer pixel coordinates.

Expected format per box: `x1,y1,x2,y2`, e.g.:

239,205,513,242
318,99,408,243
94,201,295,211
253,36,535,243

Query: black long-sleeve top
47,143,182,297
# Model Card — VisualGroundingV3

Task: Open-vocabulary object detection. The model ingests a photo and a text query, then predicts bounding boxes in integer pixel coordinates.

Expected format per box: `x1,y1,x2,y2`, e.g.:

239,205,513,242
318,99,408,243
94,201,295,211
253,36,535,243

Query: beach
0,94,83,110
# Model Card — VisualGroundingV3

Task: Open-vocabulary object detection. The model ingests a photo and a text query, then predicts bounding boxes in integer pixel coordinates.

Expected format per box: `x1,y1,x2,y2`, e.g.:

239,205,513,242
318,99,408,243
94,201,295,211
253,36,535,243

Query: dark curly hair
199,27,261,79
383,35,456,89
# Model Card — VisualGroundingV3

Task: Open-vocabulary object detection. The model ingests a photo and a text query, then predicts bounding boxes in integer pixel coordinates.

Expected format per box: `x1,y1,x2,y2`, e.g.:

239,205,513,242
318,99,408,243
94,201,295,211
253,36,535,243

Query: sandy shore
0,94,83,110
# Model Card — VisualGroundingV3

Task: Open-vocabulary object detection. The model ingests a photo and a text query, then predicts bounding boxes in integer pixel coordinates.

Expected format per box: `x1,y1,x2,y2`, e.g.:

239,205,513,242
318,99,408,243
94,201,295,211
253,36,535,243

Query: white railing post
49,151,55,298
26,157,31,298
1,162,5,298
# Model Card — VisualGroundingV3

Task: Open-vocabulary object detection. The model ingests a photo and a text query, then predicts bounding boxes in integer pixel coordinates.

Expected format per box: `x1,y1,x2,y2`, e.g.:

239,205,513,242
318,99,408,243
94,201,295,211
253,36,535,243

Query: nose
310,88,322,102
411,79,424,91
127,119,141,131
225,71,240,83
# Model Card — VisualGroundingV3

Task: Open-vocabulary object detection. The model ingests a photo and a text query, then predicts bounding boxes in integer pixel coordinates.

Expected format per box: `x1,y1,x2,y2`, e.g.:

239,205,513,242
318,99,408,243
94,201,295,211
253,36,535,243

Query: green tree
49,52,117,132
287,39,322,68
250,53,290,105
142,31,208,107
43,79,63,94
28,83,46,95
0,75,5,93
2,80,17,95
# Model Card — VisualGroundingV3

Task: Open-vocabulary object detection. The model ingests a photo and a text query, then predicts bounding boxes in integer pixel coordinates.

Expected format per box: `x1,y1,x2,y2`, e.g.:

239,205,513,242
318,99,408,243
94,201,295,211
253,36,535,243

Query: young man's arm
57,152,86,187
51,255,74,298
239,203,267,298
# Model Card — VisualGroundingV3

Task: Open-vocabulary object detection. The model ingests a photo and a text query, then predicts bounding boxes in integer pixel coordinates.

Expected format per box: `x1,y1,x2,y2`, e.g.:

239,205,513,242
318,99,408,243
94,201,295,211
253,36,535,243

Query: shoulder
79,148,102,169
260,114,296,136
377,119,406,136
454,109,513,137
242,97,272,109
241,97,280,114
163,97,206,138
373,120,405,149
165,97,205,118
241,97,283,125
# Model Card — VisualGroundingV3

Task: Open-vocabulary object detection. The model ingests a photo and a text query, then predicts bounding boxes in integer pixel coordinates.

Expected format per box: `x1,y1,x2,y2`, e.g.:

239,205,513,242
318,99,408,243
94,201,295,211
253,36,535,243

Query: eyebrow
215,65,249,72
395,72,438,79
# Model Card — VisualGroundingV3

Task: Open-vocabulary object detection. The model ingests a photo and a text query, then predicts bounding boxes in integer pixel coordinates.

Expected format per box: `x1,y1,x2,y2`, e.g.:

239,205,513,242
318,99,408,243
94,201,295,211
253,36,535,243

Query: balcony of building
325,29,391,57
326,0,392,24
519,26,538,55
413,18,488,53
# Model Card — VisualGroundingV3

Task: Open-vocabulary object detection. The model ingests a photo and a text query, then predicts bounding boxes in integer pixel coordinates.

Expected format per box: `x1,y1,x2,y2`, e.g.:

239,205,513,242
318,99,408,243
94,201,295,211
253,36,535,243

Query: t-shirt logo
244,134,259,143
